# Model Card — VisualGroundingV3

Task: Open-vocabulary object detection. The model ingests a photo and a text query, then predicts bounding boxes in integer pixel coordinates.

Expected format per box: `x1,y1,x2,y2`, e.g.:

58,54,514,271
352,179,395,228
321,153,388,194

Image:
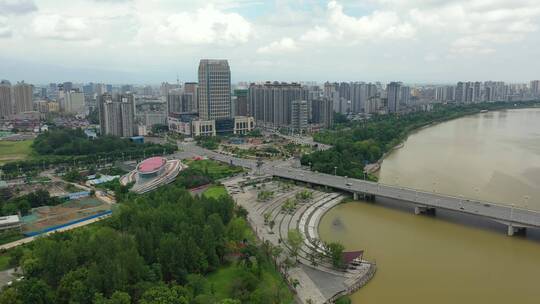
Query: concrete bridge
176,143,540,236
271,167,540,236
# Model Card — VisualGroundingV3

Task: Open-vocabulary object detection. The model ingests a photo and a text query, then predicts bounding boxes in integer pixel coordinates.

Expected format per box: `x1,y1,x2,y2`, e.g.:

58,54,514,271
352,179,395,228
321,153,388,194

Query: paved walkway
223,177,374,304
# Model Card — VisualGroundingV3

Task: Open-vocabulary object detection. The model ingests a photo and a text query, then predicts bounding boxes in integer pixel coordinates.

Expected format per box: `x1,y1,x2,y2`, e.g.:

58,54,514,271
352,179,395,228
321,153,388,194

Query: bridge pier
414,205,436,215
353,192,358,200
507,224,526,236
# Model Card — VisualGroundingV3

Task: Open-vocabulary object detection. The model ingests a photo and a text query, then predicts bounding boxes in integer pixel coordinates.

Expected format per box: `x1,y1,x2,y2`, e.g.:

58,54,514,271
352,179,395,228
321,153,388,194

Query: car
346,182,352,186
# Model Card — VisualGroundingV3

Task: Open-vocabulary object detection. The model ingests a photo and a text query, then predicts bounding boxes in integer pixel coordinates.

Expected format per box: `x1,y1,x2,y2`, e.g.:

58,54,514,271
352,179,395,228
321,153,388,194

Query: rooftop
138,157,166,173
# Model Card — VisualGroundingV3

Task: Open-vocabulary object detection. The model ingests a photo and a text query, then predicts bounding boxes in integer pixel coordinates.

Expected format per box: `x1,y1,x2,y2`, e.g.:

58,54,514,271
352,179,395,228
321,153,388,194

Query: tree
268,220,275,233
326,242,345,268
140,285,191,304
286,229,304,262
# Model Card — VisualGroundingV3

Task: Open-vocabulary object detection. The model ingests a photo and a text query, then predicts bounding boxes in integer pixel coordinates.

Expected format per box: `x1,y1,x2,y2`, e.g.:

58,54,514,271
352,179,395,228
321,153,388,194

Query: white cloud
327,1,415,41
32,14,99,43
0,0,37,15
257,37,298,54
300,26,331,43
0,16,11,37
140,5,251,46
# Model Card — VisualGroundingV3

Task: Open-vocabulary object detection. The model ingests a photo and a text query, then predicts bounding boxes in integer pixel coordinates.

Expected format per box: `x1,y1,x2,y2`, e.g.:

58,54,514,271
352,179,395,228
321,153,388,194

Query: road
177,143,540,232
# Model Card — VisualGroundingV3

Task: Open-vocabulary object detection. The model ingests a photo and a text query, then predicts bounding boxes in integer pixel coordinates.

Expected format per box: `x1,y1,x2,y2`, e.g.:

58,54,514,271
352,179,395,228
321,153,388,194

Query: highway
177,143,540,234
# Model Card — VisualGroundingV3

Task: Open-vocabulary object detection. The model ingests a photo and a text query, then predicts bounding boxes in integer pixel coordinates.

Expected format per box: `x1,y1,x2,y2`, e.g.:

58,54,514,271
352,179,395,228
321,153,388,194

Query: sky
0,0,539,84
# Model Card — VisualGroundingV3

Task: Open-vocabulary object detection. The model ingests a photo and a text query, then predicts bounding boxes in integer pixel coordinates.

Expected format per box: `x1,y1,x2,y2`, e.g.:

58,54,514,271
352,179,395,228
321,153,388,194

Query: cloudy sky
1,0,539,84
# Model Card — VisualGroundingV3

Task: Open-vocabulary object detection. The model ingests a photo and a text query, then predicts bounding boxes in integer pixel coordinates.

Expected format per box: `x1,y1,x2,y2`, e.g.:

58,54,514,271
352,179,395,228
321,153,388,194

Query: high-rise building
65,91,85,114
386,82,401,113
350,82,367,113
13,82,33,114
400,86,411,105
198,59,231,120
248,82,309,129
98,93,135,137
184,82,198,111
291,100,308,133
233,89,248,116
167,92,194,115
0,80,12,118
455,82,465,103
63,82,73,92
311,97,334,128
531,80,540,97
473,82,482,102
464,82,474,103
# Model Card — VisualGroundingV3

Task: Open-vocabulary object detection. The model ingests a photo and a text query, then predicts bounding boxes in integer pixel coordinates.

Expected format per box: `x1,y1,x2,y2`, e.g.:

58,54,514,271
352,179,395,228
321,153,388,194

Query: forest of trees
1,128,177,178
303,101,540,179
0,189,62,216
0,170,292,303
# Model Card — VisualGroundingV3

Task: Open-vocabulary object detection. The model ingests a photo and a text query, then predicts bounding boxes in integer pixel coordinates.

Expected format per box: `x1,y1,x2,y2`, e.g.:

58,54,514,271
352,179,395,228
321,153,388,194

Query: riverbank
223,176,376,304
304,101,540,179
318,107,540,304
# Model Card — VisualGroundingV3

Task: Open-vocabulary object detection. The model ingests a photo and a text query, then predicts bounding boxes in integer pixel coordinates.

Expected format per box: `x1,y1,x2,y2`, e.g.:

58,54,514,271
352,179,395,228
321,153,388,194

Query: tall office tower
400,86,411,105
455,82,466,103
13,82,33,114
248,82,310,129
531,80,540,96
291,100,308,133
386,82,401,113
98,93,135,137
183,82,198,111
198,59,231,120
0,80,12,118
167,92,194,115
311,97,334,128
350,82,367,113
233,89,248,116
65,91,85,114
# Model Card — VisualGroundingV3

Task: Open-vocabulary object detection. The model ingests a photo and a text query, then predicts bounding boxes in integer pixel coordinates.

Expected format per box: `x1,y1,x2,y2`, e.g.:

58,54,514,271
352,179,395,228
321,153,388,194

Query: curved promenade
223,177,376,304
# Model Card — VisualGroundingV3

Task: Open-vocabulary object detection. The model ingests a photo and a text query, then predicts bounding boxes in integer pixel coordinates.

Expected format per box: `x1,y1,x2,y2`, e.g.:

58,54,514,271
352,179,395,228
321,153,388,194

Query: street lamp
334,166,337,176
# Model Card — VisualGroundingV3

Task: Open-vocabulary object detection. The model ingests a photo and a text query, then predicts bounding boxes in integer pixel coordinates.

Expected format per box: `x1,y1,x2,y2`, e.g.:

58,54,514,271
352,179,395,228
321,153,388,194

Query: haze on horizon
1,0,539,84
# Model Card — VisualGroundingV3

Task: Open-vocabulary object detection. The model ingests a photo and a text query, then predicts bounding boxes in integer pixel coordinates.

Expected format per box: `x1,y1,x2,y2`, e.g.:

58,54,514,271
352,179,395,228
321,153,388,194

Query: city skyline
1,0,540,83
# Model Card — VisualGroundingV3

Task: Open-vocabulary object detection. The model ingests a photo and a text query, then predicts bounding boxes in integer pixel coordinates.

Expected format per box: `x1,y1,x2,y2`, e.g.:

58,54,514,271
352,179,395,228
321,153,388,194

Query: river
319,108,540,304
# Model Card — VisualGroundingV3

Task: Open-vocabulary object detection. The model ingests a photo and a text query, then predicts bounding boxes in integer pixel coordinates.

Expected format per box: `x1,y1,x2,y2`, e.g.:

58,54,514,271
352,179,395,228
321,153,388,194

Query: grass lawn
0,140,33,164
203,185,228,199
205,263,294,303
0,254,11,271
184,159,244,180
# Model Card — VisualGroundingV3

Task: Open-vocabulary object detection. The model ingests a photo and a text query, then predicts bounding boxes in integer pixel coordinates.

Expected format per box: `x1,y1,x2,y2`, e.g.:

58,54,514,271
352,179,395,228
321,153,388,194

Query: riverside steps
223,177,376,304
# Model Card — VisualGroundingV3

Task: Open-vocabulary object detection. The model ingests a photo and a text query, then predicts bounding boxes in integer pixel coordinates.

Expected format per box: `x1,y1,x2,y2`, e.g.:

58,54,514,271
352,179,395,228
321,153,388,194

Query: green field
203,185,228,199
184,159,244,180
0,254,11,271
0,140,33,164
205,263,294,303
